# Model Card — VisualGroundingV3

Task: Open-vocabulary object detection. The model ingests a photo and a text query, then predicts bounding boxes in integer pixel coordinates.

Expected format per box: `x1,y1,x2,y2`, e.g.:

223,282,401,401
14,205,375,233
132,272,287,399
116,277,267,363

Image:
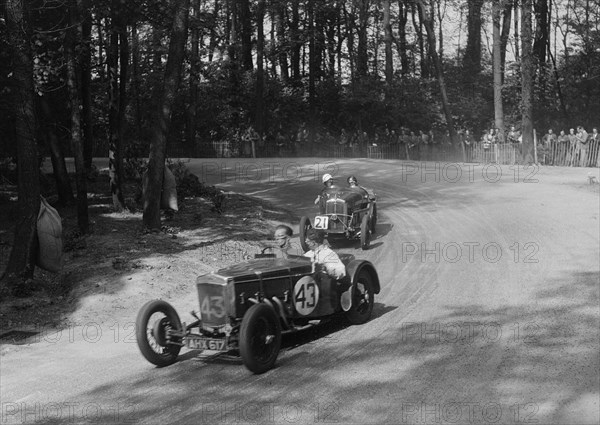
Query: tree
66,0,89,233
2,0,41,285
416,0,457,143
492,0,505,135
143,0,190,230
520,0,535,164
383,0,393,83
463,0,484,77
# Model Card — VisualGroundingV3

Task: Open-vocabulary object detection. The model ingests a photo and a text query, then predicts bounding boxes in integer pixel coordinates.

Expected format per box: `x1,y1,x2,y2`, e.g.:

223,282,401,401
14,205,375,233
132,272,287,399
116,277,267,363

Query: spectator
541,129,557,165
568,128,577,166
557,130,570,166
576,126,589,167
589,127,599,167
507,125,521,144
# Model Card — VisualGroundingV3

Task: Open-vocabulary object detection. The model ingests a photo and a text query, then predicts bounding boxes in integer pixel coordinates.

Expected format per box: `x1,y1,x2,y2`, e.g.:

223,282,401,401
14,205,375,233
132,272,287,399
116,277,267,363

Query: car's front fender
345,259,380,294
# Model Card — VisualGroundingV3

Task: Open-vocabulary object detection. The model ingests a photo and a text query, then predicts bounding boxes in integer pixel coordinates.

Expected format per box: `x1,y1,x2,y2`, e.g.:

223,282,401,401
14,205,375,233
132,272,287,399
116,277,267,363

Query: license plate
314,215,329,229
186,336,227,351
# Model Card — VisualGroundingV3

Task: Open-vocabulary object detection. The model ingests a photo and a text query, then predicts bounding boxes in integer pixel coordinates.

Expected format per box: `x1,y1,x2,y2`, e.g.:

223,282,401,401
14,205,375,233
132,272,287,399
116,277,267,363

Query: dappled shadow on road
38,271,598,424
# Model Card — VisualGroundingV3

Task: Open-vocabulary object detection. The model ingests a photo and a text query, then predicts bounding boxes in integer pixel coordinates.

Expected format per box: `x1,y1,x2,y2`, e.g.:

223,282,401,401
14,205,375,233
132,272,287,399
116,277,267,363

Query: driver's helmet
322,174,333,184
347,175,358,186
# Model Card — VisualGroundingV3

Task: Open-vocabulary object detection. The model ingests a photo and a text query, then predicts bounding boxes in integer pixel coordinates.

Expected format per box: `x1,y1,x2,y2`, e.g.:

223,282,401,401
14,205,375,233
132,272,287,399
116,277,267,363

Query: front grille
326,199,347,231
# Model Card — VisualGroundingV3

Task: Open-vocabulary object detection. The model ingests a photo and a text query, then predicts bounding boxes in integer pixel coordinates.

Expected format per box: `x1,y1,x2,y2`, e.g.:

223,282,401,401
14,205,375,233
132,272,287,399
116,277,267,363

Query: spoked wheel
360,214,371,250
136,300,182,367
345,270,375,325
239,303,282,374
370,203,377,234
299,216,312,252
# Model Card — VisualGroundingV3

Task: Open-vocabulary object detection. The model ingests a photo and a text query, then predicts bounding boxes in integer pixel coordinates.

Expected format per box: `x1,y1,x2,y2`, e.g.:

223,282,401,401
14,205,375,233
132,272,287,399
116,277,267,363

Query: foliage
167,159,225,214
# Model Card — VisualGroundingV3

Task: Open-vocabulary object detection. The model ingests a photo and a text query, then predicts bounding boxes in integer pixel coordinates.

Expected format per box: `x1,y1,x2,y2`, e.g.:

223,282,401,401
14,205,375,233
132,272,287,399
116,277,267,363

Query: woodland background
0,0,599,282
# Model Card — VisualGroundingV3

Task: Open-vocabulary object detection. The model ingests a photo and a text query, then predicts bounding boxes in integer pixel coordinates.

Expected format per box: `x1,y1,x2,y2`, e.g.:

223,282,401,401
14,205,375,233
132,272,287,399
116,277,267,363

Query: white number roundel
294,276,320,315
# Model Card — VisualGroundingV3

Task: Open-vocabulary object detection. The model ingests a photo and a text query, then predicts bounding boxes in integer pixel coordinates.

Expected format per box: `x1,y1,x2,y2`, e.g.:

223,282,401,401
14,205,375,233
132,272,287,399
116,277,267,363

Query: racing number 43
200,296,225,320
294,277,320,315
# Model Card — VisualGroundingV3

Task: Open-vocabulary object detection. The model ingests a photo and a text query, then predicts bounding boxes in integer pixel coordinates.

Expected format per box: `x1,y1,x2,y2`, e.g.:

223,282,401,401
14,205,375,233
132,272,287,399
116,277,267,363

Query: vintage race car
300,184,377,251
136,255,380,374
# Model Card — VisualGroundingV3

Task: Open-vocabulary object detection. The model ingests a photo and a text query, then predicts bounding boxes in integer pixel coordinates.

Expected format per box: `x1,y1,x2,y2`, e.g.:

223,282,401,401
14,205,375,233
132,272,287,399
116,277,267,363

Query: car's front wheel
136,300,182,367
370,203,377,233
299,216,312,252
239,303,282,374
345,270,375,325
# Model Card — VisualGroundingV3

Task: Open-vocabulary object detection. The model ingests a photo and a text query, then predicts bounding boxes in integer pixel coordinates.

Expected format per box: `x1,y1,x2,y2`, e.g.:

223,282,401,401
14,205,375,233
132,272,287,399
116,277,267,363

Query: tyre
239,303,282,374
299,216,312,252
345,269,375,325
136,300,182,367
360,214,371,250
370,203,377,234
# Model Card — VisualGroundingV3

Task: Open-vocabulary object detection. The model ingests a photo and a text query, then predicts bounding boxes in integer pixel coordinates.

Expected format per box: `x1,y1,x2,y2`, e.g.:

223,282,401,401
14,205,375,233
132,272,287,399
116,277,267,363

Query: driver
314,173,335,205
303,228,346,280
273,224,295,258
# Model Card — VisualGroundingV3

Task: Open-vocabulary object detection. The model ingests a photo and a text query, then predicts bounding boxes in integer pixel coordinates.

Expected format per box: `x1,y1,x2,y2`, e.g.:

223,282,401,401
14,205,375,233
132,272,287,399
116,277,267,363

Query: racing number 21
294,276,320,315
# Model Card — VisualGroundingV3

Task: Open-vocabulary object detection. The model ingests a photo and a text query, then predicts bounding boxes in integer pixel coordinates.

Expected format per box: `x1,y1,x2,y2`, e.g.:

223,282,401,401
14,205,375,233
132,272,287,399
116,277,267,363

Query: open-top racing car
136,255,380,374
300,183,377,251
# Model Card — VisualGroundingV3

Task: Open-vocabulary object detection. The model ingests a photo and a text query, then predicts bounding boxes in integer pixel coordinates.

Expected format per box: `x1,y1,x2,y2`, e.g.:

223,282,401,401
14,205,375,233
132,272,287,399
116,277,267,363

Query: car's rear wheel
240,303,282,374
370,203,377,234
345,270,375,325
136,300,182,367
360,214,371,250
299,216,311,252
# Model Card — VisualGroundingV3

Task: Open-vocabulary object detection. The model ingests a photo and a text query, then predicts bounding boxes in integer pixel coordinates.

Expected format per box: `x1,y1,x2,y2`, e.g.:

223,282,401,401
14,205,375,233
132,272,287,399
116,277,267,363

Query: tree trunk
276,0,289,82
290,0,301,81
463,0,484,76
81,0,94,170
492,0,505,136
2,0,41,284
520,0,535,164
500,0,512,82
131,23,143,143
240,0,253,70
108,1,125,212
398,0,409,75
383,0,393,83
256,0,266,137
67,0,89,233
40,98,74,206
533,0,549,65
187,0,200,149
356,0,369,78
143,0,190,230
513,0,520,60
208,0,220,62
412,3,428,78
416,1,457,144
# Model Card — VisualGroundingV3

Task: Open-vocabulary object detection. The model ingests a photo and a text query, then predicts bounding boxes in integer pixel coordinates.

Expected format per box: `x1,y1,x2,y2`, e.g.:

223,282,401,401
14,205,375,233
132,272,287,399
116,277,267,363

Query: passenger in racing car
314,173,336,205
303,228,346,280
347,175,370,206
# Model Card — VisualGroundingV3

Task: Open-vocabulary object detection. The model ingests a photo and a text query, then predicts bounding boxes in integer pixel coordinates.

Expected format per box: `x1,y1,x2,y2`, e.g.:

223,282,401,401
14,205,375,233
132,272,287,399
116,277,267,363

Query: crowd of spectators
215,123,599,168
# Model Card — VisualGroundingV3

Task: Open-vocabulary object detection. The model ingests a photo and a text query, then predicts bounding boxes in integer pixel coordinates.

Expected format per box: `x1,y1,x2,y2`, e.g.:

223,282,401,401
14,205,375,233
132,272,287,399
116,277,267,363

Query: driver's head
322,173,334,186
305,228,325,249
347,176,358,187
274,225,293,248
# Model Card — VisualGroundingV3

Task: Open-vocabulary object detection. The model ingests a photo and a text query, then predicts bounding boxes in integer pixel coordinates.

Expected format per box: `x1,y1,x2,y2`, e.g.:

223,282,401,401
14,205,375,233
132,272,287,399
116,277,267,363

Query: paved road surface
2,159,599,425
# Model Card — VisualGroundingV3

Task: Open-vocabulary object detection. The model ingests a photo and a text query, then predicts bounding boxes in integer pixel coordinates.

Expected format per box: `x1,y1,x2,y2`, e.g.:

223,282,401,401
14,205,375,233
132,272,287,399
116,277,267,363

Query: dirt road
1,159,599,425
